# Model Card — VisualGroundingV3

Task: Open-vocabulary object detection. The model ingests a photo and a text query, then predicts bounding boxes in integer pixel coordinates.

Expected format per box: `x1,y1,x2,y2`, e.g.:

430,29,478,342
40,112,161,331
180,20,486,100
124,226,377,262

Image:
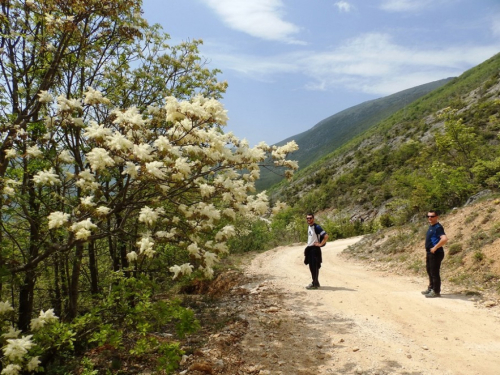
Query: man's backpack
314,223,326,247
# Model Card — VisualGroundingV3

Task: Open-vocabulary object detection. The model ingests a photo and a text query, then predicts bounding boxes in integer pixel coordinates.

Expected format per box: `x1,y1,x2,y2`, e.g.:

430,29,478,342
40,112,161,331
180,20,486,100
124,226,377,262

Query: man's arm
314,233,328,247
430,234,448,253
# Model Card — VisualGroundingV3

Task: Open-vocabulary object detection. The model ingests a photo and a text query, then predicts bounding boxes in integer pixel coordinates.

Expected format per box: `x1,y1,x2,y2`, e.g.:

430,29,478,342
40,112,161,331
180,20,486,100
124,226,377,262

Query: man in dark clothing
422,210,448,298
304,214,328,289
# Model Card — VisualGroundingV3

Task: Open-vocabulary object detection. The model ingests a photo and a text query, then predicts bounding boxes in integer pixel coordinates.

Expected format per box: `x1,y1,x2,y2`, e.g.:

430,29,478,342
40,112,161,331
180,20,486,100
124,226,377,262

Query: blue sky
142,0,500,146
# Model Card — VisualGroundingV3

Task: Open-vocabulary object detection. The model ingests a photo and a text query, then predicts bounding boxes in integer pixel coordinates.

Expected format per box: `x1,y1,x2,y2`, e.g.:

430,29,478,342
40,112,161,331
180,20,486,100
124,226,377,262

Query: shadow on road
315,286,357,292
440,293,473,301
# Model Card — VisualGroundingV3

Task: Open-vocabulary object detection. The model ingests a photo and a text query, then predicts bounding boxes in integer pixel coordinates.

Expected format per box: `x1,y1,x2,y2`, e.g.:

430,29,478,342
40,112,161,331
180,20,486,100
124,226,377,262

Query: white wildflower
86,148,115,171
3,335,34,361
71,117,85,127
147,105,161,115
198,203,220,221
30,308,59,331
26,145,43,158
37,90,53,103
1,364,21,375
26,356,41,372
39,308,58,322
137,237,155,257
204,251,218,268
138,206,159,226
169,265,181,279
3,186,14,195
155,231,169,238
174,157,191,176
56,95,82,112
96,206,111,216
187,243,201,258
126,251,138,262
70,219,97,241
29,317,44,331
0,300,14,314
199,184,215,198
2,326,21,339
78,169,94,181
33,168,60,186
133,143,153,161
153,136,171,152
212,242,229,253
215,225,236,241
4,149,17,159
180,263,194,275
200,266,214,279
83,121,112,140
48,211,70,229
84,87,111,105
222,208,236,220
106,132,133,151
80,196,95,207
122,162,139,178
58,150,74,163
145,161,165,179
112,107,145,128
272,200,288,215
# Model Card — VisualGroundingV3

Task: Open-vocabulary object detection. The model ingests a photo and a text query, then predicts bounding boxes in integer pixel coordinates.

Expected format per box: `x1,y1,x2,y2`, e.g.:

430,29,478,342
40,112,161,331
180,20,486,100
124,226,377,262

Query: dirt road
242,237,500,375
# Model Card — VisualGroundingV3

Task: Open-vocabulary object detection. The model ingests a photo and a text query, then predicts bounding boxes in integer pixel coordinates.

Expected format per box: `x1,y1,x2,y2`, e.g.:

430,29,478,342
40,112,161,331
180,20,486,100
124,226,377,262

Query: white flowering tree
0,0,147,332
0,5,298,371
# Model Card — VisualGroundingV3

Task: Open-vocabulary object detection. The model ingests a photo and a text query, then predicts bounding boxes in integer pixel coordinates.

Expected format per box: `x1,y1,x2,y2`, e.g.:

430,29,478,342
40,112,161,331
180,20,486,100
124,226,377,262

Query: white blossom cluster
0,301,50,374
10,88,298,280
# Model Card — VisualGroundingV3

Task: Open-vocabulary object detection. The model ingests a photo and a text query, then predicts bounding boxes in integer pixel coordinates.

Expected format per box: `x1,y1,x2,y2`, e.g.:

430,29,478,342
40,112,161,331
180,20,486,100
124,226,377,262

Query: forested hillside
272,52,500,229
257,78,452,191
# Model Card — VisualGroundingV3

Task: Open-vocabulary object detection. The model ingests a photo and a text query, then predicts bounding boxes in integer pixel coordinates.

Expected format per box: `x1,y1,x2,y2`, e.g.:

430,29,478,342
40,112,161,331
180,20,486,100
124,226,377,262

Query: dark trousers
426,250,444,294
306,246,322,287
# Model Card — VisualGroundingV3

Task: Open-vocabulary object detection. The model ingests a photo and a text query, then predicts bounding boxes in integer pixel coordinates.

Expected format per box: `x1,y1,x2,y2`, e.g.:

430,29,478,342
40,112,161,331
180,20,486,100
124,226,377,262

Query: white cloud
200,0,304,44
207,32,500,96
299,32,500,94
379,0,433,12
334,1,353,12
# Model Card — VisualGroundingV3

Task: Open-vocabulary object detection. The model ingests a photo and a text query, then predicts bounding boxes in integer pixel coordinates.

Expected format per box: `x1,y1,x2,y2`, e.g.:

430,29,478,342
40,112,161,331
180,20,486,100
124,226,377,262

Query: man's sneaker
425,290,441,298
421,288,432,295
306,284,318,290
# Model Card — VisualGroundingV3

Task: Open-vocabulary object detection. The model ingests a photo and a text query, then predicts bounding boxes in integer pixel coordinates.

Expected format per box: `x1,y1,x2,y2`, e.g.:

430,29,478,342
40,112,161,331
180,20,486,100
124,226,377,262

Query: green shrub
448,243,463,255
473,250,485,262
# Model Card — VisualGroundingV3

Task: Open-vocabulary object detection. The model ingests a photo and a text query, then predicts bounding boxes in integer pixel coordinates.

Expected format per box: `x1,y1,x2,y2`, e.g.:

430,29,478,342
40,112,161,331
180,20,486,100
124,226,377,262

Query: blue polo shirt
425,223,445,253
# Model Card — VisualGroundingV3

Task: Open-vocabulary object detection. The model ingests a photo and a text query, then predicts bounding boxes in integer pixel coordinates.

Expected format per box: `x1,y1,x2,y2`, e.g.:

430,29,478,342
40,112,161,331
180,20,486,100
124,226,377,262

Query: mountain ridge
257,78,453,190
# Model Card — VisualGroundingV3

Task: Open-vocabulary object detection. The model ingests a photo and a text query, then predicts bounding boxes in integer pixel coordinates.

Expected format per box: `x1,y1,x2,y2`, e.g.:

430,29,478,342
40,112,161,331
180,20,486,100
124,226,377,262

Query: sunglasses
426,215,437,218
306,217,313,220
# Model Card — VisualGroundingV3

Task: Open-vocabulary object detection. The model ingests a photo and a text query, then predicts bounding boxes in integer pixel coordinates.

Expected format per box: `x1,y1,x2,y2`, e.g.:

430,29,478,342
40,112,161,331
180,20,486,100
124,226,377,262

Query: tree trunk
51,253,63,318
17,270,35,331
18,181,41,331
66,243,84,320
88,240,99,295
109,216,119,272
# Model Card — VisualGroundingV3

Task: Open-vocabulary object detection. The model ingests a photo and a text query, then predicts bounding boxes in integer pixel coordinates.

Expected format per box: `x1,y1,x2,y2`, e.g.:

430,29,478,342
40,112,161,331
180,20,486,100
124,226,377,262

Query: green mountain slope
273,52,500,224
257,78,453,191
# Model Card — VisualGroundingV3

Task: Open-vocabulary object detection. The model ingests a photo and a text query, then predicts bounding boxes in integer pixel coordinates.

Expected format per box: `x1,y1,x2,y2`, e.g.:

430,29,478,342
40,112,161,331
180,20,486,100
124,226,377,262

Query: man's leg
430,252,444,294
309,257,319,288
311,256,319,287
425,252,433,290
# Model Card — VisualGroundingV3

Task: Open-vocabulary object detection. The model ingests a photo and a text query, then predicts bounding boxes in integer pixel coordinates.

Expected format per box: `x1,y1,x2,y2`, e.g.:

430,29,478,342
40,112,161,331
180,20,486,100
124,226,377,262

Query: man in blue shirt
422,210,448,298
